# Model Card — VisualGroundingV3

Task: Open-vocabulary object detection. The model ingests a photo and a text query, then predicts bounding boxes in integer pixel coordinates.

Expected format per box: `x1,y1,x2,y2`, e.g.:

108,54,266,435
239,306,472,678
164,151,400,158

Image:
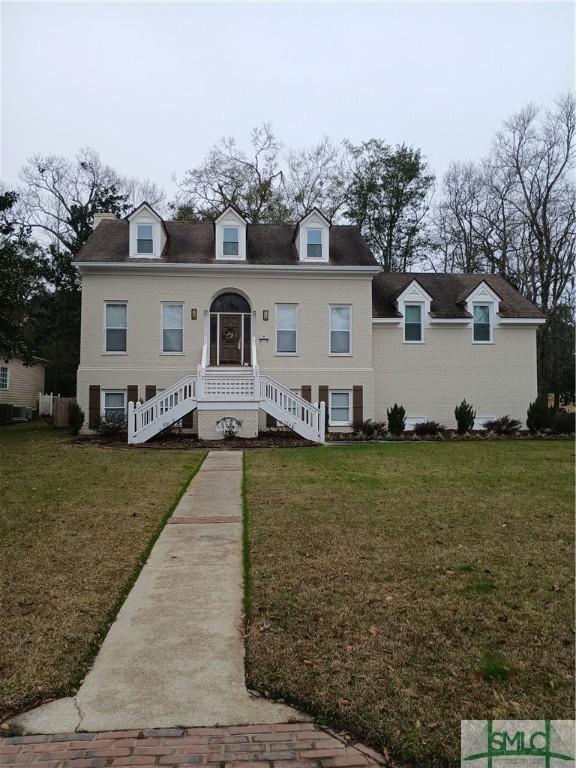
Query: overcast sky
1,1,574,204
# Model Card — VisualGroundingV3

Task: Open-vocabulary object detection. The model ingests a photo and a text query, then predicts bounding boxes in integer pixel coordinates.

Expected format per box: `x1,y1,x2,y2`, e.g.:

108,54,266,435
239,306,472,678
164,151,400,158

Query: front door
219,314,243,365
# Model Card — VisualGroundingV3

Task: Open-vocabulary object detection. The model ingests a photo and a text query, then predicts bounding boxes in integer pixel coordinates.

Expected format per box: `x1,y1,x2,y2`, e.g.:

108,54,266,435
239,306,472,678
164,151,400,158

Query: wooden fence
52,397,76,428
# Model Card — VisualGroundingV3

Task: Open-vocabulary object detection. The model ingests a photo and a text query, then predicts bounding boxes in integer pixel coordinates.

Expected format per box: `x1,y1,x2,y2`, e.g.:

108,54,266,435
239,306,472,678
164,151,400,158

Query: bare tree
433,94,576,401
177,123,289,223
492,94,576,313
17,147,166,254
284,137,348,221
433,162,485,273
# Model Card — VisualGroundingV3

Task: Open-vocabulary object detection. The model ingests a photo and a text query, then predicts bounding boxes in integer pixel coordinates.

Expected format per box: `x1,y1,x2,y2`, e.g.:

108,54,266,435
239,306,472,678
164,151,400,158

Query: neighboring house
75,203,545,443
0,357,47,420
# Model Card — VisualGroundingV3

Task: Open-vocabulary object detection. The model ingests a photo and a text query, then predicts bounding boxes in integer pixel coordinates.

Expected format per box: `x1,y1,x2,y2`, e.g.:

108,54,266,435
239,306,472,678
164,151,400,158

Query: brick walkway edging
0,723,389,768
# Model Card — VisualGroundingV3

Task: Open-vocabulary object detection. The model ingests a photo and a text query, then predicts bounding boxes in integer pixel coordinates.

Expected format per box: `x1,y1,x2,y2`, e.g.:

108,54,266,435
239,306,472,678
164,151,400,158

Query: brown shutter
353,385,363,425
318,385,329,433
89,385,100,429
145,385,156,401
127,385,139,405
301,385,312,402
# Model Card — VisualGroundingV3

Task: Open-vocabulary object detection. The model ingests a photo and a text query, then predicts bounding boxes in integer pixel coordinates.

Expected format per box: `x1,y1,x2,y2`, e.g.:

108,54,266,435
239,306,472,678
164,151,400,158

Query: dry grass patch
0,421,204,719
245,442,574,767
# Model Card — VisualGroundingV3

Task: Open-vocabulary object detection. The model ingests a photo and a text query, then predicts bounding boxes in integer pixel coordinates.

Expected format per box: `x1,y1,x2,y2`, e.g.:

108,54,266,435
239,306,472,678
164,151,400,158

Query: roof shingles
75,220,377,267
372,272,544,319
76,220,542,320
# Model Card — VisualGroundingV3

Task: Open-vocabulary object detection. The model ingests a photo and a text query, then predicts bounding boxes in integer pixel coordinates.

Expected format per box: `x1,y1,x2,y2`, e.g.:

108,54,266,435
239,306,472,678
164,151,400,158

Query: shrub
387,404,406,436
526,400,552,435
353,418,385,438
97,410,128,438
69,402,84,436
482,415,521,436
455,399,476,434
552,410,575,434
414,420,445,437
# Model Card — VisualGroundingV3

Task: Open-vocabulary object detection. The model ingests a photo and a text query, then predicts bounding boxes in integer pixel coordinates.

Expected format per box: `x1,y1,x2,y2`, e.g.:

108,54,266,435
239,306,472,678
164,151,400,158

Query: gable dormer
395,279,433,343
127,202,167,259
462,280,502,343
294,208,331,263
215,205,247,261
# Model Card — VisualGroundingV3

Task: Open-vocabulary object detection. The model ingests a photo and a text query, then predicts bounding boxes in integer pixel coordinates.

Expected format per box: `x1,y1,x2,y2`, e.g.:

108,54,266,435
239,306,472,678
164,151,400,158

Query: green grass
244,441,575,768
0,421,204,720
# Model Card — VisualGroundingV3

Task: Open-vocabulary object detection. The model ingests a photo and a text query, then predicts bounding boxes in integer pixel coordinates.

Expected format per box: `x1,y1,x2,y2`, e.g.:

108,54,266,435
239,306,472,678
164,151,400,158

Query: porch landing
10,452,298,734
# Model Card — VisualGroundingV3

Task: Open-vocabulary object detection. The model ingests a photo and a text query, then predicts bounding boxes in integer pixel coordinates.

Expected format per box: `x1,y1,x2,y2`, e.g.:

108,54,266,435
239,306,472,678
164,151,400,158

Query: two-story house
75,203,544,443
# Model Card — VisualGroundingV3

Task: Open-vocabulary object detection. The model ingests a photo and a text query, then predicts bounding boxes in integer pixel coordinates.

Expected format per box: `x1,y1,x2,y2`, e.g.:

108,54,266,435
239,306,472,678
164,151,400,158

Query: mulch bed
82,432,314,450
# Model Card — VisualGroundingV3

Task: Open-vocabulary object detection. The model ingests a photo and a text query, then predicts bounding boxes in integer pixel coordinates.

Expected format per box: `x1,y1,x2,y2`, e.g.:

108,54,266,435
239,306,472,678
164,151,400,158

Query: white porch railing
127,334,325,444
128,375,197,444
203,371,255,400
259,375,325,443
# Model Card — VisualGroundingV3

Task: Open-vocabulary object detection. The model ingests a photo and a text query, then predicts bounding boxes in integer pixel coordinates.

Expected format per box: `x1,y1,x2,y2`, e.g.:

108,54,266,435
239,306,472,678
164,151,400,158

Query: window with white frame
276,304,298,354
162,303,183,353
102,391,126,420
330,305,351,354
0,367,8,390
137,224,154,254
404,304,423,342
105,303,127,352
306,229,322,258
473,304,491,342
223,227,239,256
329,391,352,425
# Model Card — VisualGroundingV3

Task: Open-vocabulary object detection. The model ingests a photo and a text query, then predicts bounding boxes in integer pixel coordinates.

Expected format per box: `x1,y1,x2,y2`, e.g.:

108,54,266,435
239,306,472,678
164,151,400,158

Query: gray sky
1,1,574,202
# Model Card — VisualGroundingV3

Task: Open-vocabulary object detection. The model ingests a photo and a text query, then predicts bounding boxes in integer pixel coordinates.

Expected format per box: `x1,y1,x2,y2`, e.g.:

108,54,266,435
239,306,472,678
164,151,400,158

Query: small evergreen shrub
387,404,406,436
414,420,445,437
526,400,552,435
455,399,476,434
97,411,128,438
552,410,575,434
482,415,521,435
69,402,84,436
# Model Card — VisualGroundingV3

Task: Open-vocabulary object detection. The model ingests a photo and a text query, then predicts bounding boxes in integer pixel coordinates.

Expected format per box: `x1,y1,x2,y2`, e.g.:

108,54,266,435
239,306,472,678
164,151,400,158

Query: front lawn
0,422,204,720
245,442,574,767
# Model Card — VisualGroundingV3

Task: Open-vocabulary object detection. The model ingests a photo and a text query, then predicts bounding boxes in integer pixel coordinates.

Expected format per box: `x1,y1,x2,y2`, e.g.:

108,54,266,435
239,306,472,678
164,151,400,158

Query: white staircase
127,337,325,445
128,375,197,444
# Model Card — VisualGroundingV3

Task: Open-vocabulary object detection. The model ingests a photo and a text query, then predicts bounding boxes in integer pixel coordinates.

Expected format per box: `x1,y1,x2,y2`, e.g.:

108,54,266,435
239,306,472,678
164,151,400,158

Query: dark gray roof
372,272,544,319
75,220,377,267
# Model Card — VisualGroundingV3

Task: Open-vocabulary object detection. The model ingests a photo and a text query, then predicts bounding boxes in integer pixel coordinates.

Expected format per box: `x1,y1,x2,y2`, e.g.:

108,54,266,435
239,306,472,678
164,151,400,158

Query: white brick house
75,203,545,442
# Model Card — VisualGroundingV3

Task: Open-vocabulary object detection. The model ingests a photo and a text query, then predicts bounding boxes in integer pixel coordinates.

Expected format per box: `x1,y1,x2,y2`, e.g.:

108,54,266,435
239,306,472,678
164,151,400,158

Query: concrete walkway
12,451,299,734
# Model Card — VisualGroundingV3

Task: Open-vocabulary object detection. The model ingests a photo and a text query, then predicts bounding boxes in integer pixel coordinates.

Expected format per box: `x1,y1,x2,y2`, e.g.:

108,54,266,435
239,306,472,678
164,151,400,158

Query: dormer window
306,229,323,259
137,224,154,254
294,209,330,263
464,281,500,344
127,202,167,259
396,280,432,344
223,227,239,257
215,206,247,260
473,304,491,342
404,304,423,342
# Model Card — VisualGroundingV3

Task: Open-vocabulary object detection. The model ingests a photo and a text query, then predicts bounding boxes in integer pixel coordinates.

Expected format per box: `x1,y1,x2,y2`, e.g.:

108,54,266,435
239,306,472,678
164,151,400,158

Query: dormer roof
292,207,332,241
456,279,503,305
126,202,169,239
214,204,249,225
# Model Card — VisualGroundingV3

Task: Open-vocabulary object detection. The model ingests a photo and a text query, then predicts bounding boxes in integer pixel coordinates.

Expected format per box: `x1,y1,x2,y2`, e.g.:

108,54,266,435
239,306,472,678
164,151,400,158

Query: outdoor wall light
263,310,269,321
191,308,197,320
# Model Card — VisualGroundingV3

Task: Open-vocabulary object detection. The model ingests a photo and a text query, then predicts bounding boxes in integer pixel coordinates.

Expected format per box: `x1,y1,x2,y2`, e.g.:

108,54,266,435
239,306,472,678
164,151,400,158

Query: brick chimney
93,212,117,228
